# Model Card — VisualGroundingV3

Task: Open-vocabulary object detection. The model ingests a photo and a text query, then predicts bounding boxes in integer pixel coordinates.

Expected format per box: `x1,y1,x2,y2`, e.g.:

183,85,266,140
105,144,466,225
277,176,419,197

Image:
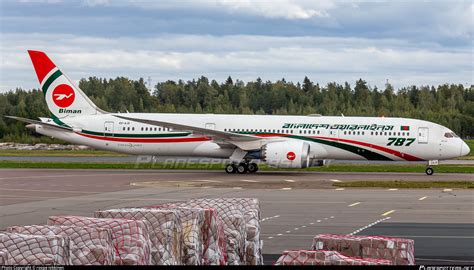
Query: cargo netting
147,204,227,265
311,234,415,265
0,232,70,265
47,215,151,265
7,225,115,265
274,250,392,265
95,208,182,265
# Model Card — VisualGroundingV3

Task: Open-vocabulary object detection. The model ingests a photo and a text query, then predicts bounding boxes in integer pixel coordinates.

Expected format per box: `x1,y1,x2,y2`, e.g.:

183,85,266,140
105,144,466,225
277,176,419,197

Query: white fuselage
34,113,469,162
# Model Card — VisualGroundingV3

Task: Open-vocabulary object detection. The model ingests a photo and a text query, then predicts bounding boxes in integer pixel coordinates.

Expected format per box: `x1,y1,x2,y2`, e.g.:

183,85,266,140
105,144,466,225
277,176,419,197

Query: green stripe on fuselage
234,132,392,161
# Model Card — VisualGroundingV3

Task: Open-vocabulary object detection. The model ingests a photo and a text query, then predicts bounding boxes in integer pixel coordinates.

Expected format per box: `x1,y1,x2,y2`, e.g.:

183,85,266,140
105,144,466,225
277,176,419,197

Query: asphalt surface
0,169,473,265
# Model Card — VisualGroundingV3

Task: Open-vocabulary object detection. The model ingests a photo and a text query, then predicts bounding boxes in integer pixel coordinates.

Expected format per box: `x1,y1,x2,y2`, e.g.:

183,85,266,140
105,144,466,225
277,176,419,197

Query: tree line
1,76,472,143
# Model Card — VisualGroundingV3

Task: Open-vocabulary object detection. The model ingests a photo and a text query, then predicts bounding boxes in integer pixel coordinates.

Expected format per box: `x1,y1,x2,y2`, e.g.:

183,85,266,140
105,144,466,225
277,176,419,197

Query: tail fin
28,50,106,122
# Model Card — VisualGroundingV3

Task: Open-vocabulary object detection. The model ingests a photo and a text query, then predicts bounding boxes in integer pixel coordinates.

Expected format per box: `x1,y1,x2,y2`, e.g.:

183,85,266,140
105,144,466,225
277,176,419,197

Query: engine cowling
261,141,310,168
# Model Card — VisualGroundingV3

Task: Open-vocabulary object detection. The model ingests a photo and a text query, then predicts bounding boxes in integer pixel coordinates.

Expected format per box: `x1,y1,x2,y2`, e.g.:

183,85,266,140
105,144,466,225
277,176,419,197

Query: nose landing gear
425,160,438,175
425,167,434,175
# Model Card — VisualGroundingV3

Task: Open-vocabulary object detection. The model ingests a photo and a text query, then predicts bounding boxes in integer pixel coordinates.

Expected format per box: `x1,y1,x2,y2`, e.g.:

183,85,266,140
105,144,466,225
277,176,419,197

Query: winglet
27,50,57,84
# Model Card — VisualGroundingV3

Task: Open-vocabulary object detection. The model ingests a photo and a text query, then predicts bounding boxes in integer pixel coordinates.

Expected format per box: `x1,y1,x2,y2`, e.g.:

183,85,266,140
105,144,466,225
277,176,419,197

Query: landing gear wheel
237,163,248,174
425,167,434,175
225,164,236,174
247,163,259,173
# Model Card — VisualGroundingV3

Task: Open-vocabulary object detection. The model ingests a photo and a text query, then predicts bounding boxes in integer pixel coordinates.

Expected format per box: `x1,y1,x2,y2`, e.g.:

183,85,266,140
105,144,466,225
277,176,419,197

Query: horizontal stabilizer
5,116,73,132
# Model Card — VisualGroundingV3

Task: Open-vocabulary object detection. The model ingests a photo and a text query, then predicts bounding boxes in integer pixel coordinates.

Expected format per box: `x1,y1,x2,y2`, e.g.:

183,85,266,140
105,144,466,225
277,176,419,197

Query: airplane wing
114,115,261,142
5,116,73,132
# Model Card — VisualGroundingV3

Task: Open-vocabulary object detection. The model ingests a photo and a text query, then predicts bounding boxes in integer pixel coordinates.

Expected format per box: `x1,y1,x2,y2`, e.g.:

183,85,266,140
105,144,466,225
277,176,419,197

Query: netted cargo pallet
192,198,262,265
48,216,151,265
139,206,205,265
274,250,392,265
7,225,115,265
95,208,182,265
147,205,227,265
158,199,246,265
0,232,70,265
0,251,8,265
312,234,415,265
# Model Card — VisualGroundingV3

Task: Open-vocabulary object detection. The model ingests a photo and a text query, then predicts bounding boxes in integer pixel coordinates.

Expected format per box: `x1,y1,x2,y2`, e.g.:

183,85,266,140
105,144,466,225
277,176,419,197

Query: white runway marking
388,188,398,191
443,189,453,192
330,179,342,182
240,179,259,183
382,210,396,216
281,187,292,190
310,222,314,225
349,217,391,235
348,202,361,207
286,231,291,233
335,188,345,191
232,187,242,189
418,196,428,201
197,180,222,183
317,220,321,222
284,179,296,182
277,233,282,236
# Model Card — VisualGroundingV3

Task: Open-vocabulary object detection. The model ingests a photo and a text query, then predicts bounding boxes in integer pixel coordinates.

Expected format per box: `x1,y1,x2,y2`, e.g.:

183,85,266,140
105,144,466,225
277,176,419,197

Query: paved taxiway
0,169,473,264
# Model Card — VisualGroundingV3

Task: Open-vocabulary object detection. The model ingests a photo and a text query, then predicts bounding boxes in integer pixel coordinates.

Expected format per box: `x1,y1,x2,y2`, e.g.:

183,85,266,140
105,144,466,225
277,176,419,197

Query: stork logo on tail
52,84,75,108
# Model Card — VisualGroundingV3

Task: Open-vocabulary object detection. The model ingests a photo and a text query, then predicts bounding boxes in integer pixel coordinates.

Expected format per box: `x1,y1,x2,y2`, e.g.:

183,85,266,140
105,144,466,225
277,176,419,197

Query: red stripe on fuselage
312,136,423,161
76,132,211,143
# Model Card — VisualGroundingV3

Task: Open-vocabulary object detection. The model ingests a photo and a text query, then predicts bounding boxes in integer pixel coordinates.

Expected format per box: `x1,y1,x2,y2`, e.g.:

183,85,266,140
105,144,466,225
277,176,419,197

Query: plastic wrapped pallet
0,250,9,265
274,250,392,265
0,232,70,265
149,204,227,265
311,234,414,265
191,198,262,265
163,199,246,265
95,208,182,265
143,206,205,265
7,225,115,265
48,215,151,265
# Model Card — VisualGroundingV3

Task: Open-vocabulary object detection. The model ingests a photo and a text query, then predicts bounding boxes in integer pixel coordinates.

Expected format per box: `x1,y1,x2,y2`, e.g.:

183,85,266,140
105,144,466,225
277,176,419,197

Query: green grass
0,160,472,173
334,180,474,189
0,149,126,157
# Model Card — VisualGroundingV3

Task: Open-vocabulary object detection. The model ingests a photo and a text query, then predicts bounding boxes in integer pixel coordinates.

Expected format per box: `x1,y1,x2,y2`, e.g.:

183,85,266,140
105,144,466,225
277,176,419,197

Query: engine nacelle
261,141,310,168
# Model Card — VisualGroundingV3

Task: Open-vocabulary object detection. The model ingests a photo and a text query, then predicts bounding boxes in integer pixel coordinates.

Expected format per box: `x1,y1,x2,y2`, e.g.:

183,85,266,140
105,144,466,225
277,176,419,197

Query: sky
0,0,472,92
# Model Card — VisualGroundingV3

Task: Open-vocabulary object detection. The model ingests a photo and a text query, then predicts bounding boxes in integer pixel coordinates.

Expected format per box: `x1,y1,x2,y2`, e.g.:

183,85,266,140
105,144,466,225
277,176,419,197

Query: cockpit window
444,132,459,138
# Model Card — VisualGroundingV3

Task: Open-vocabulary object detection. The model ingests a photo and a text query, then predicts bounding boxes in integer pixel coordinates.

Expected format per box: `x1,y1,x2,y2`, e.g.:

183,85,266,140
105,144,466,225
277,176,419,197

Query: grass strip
333,180,474,189
0,160,472,173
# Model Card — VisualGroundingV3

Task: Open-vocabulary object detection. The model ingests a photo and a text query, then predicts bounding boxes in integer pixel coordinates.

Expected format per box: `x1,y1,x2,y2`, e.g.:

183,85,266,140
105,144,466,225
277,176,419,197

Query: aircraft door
328,129,339,139
104,121,114,137
418,127,428,144
205,123,216,130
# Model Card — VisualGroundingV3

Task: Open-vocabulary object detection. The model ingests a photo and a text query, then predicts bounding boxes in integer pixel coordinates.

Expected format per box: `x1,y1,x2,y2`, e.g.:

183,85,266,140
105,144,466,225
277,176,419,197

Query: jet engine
261,141,310,168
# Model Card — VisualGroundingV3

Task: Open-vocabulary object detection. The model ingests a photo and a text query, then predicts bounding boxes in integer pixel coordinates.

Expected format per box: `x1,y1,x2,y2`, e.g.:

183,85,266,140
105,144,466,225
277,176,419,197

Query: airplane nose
461,141,470,157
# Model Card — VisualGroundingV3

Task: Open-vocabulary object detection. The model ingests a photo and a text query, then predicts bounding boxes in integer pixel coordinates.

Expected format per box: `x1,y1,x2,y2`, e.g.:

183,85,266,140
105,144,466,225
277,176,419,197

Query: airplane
6,50,470,175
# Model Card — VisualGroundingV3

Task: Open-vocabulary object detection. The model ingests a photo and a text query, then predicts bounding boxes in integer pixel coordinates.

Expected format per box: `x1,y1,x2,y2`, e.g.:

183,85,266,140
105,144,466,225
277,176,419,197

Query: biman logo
52,84,75,108
286,151,296,161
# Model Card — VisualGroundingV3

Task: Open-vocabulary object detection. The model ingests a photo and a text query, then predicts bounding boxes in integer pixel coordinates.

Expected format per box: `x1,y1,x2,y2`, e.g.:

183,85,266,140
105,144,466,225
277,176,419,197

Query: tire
425,167,434,175
225,164,236,174
237,163,248,174
247,163,258,173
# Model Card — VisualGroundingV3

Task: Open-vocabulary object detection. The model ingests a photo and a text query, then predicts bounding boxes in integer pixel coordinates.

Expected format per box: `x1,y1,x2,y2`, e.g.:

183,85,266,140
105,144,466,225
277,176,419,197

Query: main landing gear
225,162,259,174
